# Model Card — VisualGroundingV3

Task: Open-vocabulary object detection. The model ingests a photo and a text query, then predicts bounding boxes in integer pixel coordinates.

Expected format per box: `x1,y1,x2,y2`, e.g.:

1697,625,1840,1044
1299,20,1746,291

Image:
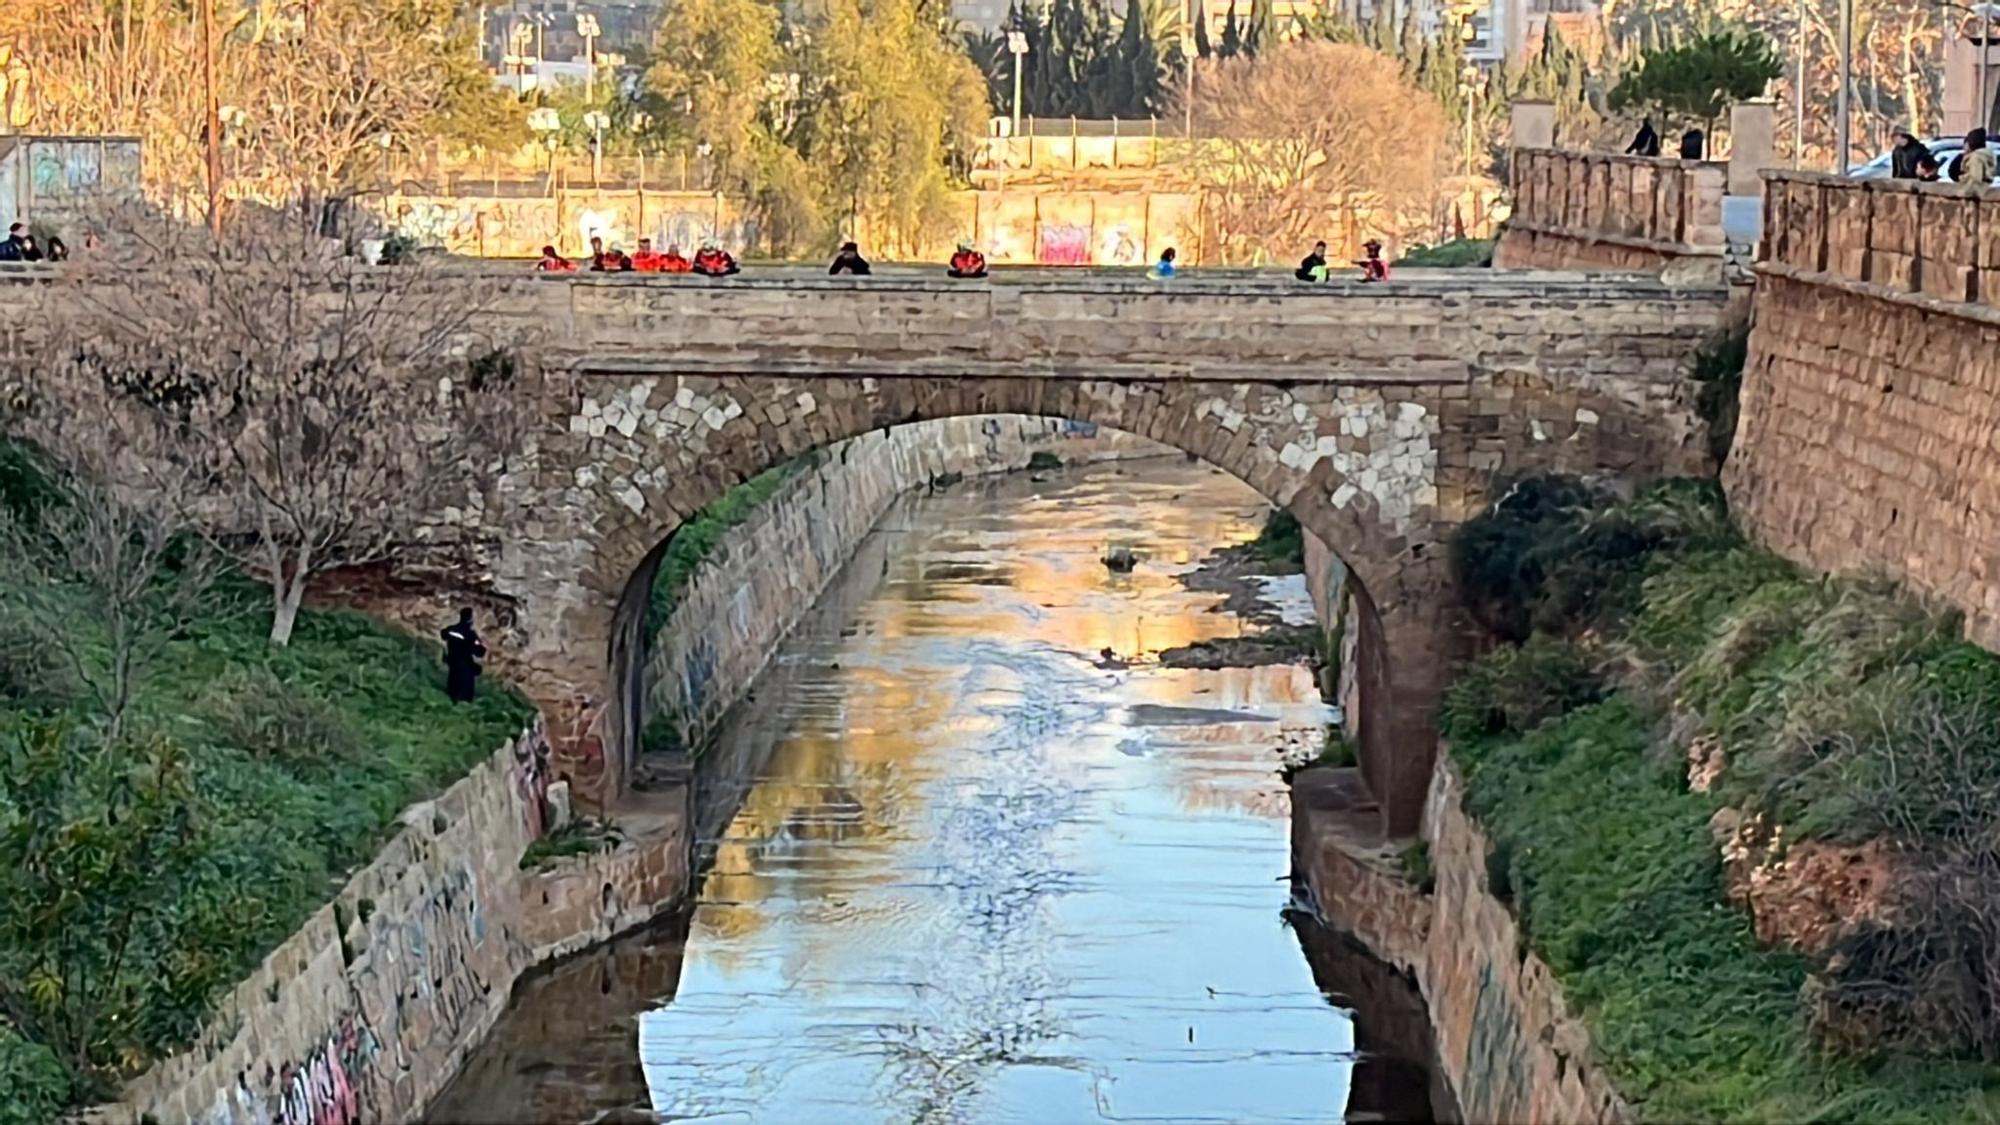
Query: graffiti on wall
1038,223,1091,265
511,737,552,839
204,1012,382,1125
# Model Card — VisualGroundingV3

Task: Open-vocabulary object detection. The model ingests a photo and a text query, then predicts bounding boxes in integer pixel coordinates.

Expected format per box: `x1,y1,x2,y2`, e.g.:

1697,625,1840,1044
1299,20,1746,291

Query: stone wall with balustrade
1494,148,1727,272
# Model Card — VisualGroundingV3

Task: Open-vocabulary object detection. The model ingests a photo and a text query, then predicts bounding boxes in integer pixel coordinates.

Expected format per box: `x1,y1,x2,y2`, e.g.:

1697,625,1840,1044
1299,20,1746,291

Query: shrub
1249,508,1304,568
1400,840,1435,893
0,1026,68,1125
197,665,370,771
520,820,623,870
647,459,805,636
1026,450,1064,470
1395,238,1494,268
1691,317,1750,467
1440,634,1603,741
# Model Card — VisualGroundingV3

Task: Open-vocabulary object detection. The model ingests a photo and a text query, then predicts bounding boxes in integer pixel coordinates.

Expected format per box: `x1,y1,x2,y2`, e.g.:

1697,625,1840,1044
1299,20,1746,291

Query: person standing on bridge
829,241,872,275
1149,247,1178,279
1890,130,1934,180
1625,118,1662,158
536,244,577,272
441,609,486,704
1356,239,1389,282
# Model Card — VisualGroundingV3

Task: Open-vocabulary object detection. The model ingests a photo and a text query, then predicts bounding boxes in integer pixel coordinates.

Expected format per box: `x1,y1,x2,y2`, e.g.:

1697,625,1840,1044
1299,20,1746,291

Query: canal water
431,460,1444,1124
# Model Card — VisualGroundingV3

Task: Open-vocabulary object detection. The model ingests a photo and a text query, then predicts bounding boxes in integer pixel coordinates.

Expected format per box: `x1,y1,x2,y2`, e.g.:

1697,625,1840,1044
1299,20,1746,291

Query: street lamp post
583,109,610,188
1006,30,1029,139
578,13,602,103
1837,0,1853,171
528,105,562,196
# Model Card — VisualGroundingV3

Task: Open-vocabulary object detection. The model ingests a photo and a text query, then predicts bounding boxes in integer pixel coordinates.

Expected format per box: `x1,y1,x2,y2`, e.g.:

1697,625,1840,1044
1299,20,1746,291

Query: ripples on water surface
431,460,1440,1124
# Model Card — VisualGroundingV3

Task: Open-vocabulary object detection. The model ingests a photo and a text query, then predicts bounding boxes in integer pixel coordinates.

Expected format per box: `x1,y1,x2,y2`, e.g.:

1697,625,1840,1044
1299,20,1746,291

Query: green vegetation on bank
644,458,808,637
1248,508,1305,569
0,442,532,1118
1442,476,2000,1121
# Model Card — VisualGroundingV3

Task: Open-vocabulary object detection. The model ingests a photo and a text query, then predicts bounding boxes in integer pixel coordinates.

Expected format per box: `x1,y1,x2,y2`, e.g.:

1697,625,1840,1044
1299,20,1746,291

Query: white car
1848,137,1997,183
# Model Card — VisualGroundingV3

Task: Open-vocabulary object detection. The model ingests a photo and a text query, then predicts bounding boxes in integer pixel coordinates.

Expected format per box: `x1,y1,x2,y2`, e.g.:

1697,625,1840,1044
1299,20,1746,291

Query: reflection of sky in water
640,462,1347,1123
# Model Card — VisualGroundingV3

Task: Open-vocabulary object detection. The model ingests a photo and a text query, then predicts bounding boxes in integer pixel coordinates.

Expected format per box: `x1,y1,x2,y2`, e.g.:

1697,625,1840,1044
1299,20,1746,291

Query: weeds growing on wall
0,441,532,1112
645,458,807,637
1689,316,1750,468
1249,508,1305,569
1442,476,2000,1118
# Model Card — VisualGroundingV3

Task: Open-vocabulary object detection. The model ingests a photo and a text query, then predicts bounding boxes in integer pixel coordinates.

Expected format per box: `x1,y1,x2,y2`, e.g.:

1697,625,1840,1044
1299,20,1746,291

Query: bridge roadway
8,262,1732,833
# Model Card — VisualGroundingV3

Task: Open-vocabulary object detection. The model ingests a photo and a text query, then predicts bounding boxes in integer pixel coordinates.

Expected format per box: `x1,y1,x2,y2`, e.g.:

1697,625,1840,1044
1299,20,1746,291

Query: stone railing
1495,148,1727,272
1728,169,2000,653
1760,169,2000,305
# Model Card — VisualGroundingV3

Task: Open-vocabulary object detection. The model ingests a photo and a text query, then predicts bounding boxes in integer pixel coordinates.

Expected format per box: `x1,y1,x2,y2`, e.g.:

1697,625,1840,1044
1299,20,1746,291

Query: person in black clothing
0,223,25,262
440,609,486,704
44,237,68,262
1625,119,1662,158
829,241,871,275
1295,240,1328,281
1678,129,1705,160
1890,130,1934,179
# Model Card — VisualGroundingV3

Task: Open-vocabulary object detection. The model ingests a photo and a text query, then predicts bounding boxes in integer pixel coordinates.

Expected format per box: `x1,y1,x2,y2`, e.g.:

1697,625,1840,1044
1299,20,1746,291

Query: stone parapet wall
1293,757,1629,1123
1495,149,1726,272
645,416,1170,750
86,721,689,1125
1726,265,2000,648
1761,169,2000,303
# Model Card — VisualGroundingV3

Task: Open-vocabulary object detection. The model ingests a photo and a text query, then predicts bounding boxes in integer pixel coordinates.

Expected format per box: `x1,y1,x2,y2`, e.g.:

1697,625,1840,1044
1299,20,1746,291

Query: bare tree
1178,41,1449,265
0,467,220,741
22,206,528,647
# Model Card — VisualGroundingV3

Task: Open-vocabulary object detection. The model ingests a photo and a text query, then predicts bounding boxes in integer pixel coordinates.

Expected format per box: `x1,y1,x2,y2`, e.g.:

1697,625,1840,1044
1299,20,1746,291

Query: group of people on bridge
536,235,1392,283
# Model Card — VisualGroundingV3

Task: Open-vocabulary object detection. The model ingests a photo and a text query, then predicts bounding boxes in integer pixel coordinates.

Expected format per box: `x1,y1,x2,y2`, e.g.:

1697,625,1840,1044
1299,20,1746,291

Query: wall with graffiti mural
374,187,1206,265
644,415,1172,753
0,134,143,232
92,718,689,1125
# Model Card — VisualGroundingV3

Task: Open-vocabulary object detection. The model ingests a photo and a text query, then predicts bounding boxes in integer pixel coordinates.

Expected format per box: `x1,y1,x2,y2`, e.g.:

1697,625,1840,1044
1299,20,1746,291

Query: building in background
0,135,143,231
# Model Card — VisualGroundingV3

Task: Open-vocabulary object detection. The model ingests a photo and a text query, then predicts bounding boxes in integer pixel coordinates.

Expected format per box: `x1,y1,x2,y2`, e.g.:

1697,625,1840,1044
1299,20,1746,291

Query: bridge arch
516,373,1457,834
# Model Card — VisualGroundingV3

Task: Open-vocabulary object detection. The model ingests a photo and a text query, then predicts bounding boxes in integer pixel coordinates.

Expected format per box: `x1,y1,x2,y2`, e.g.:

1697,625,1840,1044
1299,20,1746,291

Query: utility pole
200,0,223,238
579,13,602,103
1837,0,1854,172
1794,0,1807,166
1007,30,1029,139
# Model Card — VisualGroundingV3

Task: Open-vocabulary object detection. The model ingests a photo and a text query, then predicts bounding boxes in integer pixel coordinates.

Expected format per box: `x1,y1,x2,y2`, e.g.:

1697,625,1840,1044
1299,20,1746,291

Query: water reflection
432,461,1439,1124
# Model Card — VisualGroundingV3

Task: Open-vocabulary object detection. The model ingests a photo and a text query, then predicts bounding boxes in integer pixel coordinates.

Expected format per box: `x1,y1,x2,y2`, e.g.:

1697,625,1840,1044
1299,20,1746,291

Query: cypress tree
1247,0,1277,57
1120,0,1163,115
1219,0,1243,58
1194,0,1213,59
1399,0,1423,64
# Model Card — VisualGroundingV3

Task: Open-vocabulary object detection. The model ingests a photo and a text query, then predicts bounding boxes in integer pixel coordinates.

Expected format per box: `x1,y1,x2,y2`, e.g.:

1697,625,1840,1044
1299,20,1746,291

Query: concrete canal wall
1293,756,1630,1124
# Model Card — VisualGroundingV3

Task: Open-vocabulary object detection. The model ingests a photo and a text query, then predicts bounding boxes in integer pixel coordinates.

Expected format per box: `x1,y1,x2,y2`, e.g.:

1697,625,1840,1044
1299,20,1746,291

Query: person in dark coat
1678,129,1705,160
829,241,871,275
1890,130,1934,179
1296,240,1328,281
441,608,486,704
1625,119,1662,158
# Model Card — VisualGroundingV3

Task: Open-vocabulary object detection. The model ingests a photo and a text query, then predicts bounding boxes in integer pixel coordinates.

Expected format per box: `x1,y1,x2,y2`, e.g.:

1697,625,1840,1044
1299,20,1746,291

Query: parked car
1848,137,1999,184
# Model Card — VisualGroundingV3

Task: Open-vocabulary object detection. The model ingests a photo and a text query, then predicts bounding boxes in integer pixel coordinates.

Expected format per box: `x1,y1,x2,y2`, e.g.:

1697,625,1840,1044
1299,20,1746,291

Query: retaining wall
1292,756,1629,1123
1495,148,1726,273
88,722,689,1125
645,415,1170,751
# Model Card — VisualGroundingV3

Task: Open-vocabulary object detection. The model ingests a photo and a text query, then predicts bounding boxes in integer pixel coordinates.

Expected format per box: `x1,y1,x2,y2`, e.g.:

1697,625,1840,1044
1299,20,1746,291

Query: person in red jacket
661,243,693,273
948,240,987,279
693,239,739,277
535,245,576,272
631,238,665,272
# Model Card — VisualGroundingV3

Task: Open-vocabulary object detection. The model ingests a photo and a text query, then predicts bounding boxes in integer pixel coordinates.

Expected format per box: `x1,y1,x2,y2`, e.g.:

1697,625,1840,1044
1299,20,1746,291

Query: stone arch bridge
425,270,1723,836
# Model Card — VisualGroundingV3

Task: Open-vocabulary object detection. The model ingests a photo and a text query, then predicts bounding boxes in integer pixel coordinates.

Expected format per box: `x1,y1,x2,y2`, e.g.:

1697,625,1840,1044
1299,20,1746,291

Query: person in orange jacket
631,238,665,272
947,240,987,278
693,239,739,276
661,243,693,273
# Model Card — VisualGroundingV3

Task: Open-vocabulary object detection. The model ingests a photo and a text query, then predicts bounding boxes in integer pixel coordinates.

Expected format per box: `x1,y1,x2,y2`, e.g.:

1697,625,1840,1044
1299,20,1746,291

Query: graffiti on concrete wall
1038,223,1091,265
203,1012,382,1125
511,737,552,839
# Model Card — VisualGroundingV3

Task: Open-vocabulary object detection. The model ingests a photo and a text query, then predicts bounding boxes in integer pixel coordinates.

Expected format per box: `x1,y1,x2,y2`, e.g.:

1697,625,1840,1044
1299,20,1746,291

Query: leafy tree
646,0,786,192
0,722,198,1101
1609,27,1781,154
1194,0,1214,59
1178,40,1447,263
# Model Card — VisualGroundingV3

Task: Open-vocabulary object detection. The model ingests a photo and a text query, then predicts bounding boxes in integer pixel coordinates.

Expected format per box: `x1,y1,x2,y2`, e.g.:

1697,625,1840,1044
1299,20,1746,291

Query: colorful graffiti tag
511,737,552,840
